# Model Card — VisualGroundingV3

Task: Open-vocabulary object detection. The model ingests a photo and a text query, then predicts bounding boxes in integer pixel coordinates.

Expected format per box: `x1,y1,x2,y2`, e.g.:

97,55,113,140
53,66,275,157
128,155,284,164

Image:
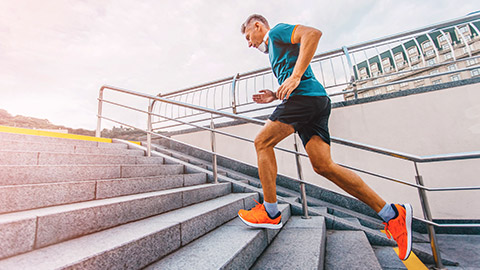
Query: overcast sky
0,0,478,130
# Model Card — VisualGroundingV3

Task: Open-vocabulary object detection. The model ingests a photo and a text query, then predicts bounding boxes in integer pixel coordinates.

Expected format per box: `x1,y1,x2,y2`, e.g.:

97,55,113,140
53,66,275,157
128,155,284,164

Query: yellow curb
0,125,141,145
393,247,429,270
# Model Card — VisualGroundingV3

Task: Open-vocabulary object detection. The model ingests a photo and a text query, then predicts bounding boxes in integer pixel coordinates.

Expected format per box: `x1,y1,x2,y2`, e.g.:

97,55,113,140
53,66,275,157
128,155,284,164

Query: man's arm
276,25,322,100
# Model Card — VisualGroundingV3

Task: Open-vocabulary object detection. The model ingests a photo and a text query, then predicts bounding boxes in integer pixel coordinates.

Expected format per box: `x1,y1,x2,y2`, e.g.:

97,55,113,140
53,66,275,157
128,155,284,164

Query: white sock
378,203,397,223
264,201,279,218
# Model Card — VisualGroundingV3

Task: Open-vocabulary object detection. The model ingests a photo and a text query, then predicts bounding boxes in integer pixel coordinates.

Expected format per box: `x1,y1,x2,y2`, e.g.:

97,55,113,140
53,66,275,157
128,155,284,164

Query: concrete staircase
0,131,461,269
0,131,296,269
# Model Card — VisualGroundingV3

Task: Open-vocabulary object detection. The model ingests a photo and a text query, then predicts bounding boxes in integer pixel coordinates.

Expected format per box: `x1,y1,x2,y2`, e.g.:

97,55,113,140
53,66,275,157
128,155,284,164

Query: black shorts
269,95,331,147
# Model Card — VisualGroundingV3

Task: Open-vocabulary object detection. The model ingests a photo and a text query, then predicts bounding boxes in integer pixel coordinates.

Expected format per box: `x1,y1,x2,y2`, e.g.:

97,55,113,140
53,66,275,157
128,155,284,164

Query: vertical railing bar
400,41,413,69
147,99,153,157
293,133,310,219
412,37,426,66
386,43,399,73
414,162,444,269
454,25,473,57
439,29,456,61
210,114,218,184
319,61,326,86
96,88,104,137
340,55,349,83
425,34,441,67
363,50,373,78
329,57,337,85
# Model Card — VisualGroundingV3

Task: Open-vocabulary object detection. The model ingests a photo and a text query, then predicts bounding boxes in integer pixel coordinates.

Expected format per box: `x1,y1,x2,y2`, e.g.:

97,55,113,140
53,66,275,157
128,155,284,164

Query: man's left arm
276,25,322,100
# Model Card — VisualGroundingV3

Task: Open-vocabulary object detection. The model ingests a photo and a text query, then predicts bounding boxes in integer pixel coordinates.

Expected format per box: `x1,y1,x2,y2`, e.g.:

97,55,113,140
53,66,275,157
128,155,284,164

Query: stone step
372,246,408,270
0,193,258,269
0,151,149,165
145,204,291,270
0,164,184,185
0,182,232,259
0,173,207,214
251,216,326,270
74,145,144,156
325,230,382,270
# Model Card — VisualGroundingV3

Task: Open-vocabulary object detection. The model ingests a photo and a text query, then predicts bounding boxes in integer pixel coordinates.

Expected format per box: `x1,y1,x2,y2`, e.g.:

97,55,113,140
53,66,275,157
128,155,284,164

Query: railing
153,13,480,133
96,84,480,269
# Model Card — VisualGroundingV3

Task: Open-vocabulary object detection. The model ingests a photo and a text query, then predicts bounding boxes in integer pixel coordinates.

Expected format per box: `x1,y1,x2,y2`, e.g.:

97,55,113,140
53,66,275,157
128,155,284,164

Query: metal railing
96,84,480,269
153,13,480,133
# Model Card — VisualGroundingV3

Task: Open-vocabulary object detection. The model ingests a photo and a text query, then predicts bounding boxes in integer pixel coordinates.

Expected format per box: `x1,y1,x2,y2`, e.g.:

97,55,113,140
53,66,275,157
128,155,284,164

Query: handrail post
210,114,218,184
147,100,154,157
294,133,310,219
96,88,104,137
231,73,239,114
414,162,444,269
342,46,358,101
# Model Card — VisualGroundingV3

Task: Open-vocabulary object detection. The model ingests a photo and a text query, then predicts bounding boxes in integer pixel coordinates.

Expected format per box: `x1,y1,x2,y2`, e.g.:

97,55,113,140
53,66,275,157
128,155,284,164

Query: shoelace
383,218,406,241
251,199,263,211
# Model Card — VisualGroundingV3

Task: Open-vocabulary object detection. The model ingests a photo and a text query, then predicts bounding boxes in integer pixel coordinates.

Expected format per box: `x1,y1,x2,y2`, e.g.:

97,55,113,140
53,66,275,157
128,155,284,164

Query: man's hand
253,89,277,104
276,75,301,100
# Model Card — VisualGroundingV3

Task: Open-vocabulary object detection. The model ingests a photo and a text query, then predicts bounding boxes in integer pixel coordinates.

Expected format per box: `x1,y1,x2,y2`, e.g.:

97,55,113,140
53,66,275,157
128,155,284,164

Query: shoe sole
238,214,283,229
403,203,413,261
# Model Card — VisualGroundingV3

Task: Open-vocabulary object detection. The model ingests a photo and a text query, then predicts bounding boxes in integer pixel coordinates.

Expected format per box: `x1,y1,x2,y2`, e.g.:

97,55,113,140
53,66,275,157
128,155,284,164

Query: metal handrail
97,84,479,269
154,14,480,134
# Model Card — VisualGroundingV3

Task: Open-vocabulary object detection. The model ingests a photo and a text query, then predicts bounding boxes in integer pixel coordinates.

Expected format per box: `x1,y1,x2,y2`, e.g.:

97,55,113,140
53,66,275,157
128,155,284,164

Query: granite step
372,246,408,270
325,230,382,270
251,216,326,270
0,173,207,214
145,204,291,270
0,164,184,185
0,132,101,147
0,193,258,270
0,182,232,259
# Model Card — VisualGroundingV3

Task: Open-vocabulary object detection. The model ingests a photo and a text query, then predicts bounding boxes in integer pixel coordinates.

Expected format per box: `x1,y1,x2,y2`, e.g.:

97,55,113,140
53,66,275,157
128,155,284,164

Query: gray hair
241,14,269,34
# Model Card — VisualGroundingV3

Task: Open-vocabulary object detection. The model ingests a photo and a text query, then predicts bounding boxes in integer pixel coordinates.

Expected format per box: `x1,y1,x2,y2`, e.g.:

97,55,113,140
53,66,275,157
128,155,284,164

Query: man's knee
254,134,273,152
312,161,335,177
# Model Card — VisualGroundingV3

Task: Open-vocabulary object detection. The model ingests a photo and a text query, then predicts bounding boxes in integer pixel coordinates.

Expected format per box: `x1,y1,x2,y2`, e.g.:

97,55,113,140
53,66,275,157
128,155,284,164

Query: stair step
0,132,101,146
372,246,408,270
0,164,184,185
145,204,291,270
0,173,207,213
251,216,326,270
325,230,382,270
0,182,231,259
0,193,258,270
74,146,144,156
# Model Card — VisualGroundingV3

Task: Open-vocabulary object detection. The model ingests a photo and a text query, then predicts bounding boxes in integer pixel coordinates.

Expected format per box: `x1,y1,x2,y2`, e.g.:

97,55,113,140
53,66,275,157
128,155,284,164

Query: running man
237,14,413,261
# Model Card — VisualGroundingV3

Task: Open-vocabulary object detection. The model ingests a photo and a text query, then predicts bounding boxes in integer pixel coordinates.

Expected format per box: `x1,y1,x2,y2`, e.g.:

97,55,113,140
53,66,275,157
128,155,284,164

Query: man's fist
253,89,277,104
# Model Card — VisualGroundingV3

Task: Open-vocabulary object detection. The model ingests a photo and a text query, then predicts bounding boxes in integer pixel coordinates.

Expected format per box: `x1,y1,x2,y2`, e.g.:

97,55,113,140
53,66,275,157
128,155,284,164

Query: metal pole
231,73,239,114
293,133,310,219
96,88,104,137
147,100,153,157
414,162,444,269
210,114,218,184
342,46,358,101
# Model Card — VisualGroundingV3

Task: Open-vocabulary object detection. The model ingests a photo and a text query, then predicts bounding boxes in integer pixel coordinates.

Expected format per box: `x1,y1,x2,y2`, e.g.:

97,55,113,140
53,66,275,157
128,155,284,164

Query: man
237,14,413,261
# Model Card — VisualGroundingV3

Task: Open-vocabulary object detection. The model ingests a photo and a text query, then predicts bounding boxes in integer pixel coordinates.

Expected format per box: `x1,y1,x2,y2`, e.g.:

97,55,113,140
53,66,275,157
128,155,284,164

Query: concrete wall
171,82,480,219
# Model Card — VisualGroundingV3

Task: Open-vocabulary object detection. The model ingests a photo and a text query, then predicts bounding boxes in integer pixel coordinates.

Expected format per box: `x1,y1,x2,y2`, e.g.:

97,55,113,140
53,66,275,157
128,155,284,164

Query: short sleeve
269,23,298,44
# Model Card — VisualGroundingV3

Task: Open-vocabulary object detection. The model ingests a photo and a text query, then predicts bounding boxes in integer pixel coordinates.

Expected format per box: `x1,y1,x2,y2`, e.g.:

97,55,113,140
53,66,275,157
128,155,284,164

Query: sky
0,0,478,130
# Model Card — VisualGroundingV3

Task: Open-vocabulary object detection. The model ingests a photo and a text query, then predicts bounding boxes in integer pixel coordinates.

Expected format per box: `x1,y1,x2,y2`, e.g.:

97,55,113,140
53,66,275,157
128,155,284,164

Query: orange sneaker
383,204,413,261
238,199,282,229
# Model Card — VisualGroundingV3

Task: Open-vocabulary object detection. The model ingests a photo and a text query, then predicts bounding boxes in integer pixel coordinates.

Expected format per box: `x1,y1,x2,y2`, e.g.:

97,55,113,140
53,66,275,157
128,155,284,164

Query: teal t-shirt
267,23,327,97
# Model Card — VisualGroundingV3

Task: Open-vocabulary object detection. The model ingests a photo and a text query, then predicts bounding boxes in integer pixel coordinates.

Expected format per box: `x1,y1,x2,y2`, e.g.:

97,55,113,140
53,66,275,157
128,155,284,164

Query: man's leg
305,135,412,260
254,120,295,204
237,120,294,229
305,135,385,212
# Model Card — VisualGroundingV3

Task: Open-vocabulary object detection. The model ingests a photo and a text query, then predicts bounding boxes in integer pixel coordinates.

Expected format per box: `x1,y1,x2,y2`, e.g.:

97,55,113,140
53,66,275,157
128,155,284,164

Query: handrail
96,84,480,269
163,13,480,98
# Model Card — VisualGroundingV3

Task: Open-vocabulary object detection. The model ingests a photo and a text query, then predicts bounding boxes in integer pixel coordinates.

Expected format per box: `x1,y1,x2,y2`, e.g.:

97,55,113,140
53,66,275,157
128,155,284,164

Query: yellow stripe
0,125,112,143
393,247,428,270
291,25,299,44
380,230,428,269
